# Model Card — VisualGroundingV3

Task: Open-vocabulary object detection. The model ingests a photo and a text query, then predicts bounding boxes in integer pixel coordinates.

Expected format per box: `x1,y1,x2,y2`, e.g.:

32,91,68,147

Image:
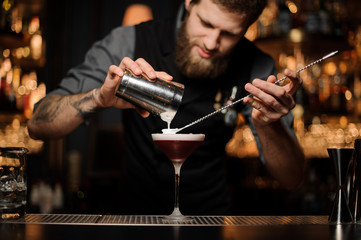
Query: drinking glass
152,133,205,222
0,147,28,219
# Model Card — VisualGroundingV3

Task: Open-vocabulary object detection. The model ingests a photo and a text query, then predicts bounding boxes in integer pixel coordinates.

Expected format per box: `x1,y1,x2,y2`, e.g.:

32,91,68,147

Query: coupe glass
152,133,205,222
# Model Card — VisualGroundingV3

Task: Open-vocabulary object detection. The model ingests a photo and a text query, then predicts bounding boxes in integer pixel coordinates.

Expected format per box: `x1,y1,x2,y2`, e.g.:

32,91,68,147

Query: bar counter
1,214,360,240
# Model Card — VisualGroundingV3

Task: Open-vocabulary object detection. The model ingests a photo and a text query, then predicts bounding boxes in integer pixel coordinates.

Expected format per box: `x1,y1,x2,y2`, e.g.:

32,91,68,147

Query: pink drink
152,134,205,163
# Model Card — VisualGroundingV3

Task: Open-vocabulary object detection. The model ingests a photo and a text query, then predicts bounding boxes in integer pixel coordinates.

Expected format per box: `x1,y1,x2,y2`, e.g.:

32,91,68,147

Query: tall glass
152,133,205,222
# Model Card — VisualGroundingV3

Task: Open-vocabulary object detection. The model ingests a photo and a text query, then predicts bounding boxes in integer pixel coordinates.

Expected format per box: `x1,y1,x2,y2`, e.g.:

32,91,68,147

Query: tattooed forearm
71,89,100,119
32,95,67,124
27,90,102,140
31,89,101,125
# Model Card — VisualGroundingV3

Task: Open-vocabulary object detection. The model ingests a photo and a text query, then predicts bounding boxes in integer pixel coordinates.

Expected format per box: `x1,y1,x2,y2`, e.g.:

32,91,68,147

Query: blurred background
1,0,361,215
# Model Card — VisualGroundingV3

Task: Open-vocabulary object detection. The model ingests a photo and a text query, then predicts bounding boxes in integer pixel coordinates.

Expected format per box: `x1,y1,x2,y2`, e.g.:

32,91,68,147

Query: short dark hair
190,0,267,26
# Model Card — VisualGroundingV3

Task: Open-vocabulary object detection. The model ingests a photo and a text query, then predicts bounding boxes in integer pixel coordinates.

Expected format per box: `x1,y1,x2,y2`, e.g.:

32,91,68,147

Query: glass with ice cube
0,147,28,219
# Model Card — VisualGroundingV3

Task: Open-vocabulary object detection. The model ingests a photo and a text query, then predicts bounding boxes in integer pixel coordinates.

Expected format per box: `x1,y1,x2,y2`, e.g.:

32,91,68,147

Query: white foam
152,133,205,141
161,128,178,134
160,111,176,129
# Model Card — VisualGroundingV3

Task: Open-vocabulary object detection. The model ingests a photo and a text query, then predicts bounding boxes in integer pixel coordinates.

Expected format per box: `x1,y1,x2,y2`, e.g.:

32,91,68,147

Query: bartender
27,0,306,215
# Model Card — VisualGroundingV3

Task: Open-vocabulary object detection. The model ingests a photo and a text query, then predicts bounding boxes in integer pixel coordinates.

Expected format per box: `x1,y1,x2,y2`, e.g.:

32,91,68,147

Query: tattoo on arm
32,95,66,124
71,90,100,119
32,90,100,124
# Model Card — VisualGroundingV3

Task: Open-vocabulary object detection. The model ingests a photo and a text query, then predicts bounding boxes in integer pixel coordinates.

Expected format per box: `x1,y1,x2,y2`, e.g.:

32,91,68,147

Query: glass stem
172,162,182,216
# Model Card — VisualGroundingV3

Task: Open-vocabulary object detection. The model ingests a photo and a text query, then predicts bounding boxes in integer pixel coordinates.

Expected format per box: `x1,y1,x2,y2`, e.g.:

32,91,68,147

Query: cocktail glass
152,133,205,222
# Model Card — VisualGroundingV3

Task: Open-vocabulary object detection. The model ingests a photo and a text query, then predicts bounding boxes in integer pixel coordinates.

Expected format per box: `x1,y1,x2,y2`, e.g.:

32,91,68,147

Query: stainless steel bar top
2,214,361,240
1,214,329,226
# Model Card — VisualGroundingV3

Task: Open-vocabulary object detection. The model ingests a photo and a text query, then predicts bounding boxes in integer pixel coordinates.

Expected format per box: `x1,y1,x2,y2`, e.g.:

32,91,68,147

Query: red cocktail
152,133,205,222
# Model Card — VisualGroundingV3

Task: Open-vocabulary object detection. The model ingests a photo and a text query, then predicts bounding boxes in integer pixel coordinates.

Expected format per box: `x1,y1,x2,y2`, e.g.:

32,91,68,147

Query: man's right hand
94,57,173,117
27,57,172,140
92,64,149,118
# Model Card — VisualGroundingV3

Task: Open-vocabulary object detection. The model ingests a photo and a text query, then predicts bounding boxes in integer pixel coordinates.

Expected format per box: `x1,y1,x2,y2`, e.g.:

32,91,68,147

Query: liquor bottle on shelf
277,0,292,34
0,75,8,110
330,0,346,37
303,0,321,34
0,66,17,112
354,72,361,118
0,0,14,33
318,0,332,35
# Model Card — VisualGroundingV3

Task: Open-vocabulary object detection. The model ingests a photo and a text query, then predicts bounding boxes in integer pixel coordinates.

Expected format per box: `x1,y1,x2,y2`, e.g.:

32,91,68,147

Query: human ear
184,0,192,10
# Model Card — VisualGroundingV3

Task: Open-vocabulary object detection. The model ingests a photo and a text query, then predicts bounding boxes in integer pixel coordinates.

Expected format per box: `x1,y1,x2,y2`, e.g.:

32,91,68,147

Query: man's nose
203,29,220,51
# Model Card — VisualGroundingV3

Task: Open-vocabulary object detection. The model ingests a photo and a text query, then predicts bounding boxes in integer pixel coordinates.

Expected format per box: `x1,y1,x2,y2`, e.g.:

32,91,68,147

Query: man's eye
222,31,236,37
201,20,212,28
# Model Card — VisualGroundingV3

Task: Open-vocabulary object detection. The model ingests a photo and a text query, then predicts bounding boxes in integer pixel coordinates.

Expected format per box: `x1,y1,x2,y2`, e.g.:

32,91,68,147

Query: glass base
161,208,194,224
0,205,25,219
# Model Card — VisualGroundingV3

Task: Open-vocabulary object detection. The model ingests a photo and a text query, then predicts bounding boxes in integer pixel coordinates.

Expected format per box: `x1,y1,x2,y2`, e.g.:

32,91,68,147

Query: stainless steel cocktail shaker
115,70,184,122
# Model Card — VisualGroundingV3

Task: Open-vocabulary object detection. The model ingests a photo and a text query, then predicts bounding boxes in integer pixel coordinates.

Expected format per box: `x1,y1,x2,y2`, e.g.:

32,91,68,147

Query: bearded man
28,0,305,215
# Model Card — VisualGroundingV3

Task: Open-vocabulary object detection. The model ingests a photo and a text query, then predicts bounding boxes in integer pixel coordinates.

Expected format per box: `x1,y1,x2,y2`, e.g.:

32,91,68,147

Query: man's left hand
243,69,302,126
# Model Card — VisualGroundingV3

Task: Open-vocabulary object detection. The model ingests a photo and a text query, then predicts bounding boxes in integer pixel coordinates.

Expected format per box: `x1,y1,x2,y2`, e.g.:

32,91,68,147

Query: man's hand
28,57,174,140
243,69,305,189
94,57,173,117
243,69,302,126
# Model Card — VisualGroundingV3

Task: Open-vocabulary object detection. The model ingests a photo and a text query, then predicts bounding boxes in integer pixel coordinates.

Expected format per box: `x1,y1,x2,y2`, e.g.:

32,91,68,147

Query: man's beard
175,21,232,80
